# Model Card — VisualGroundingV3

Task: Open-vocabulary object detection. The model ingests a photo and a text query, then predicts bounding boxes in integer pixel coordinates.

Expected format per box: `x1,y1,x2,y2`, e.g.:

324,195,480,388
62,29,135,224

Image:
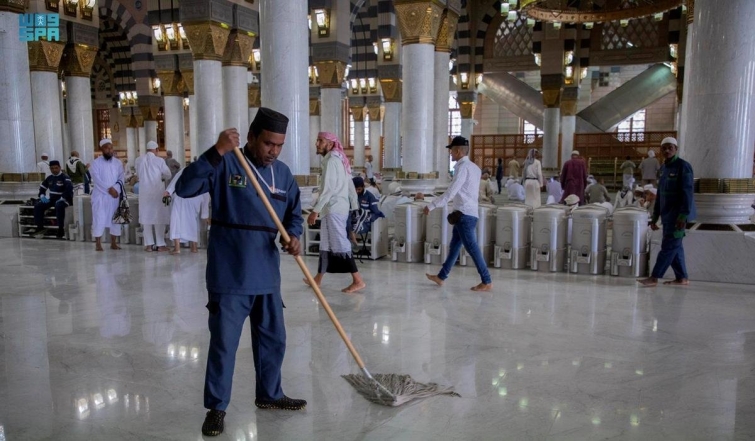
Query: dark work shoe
201,409,226,437
255,395,307,410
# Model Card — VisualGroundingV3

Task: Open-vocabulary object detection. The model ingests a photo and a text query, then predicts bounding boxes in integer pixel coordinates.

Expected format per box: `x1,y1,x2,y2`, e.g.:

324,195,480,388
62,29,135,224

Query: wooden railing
471,134,560,173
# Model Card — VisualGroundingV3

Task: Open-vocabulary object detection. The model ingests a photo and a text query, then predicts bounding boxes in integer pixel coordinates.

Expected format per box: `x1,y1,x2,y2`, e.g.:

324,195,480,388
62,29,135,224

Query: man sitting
33,160,73,239
351,177,385,236
505,177,525,202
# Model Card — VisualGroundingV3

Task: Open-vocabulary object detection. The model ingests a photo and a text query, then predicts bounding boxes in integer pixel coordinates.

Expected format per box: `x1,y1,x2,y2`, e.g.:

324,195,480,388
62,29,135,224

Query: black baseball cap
446,136,469,149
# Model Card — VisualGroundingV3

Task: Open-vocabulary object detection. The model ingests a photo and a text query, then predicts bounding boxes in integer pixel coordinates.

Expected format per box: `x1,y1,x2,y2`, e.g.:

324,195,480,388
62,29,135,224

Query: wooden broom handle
231,147,366,369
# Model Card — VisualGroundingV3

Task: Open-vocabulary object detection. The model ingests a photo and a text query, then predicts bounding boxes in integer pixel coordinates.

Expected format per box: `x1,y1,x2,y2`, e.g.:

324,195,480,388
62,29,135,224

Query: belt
211,219,278,234
525,177,539,180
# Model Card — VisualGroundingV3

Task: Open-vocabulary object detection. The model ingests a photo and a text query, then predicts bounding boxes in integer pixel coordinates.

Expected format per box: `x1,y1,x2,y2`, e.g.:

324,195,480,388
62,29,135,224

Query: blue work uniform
35,173,73,232
650,155,696,280
352,191,384,234
176,146,303,411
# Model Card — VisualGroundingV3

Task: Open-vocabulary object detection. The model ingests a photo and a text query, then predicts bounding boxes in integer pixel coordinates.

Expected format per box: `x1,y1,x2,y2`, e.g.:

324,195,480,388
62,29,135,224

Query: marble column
0,11,36,172
541,74,563,170
126,126,137,164
458,92,477,164
560,87,578,166
382,101,402,170
28,41,65,163
260,0,309,175
145,120,158,144
182,22,230,154
136,117,147,157
157,70,185,158
367,102,383,173
316,62,346,135
433,10,457,181
681,0,755,179
59,78,71,159
309,97,321,172
63,42,98,163
352,105,366,172
223,30,254,140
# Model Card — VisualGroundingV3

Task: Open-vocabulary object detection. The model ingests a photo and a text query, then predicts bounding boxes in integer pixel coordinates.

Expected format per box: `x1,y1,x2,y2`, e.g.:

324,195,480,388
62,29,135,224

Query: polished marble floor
1,238,755,440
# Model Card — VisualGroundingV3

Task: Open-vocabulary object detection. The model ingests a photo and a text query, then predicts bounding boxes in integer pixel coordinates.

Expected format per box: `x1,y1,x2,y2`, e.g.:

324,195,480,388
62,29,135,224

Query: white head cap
571,150,580,157
41,152,49,158
147,141,158,150
564,194,579,206
661,137,678,147
99,139,112,147
647,150,656,158
643,184,655,191
646,187,657,195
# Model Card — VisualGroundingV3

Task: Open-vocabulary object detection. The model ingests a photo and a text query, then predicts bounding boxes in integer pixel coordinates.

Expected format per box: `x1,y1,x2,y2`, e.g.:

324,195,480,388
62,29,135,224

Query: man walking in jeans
424,136,493,292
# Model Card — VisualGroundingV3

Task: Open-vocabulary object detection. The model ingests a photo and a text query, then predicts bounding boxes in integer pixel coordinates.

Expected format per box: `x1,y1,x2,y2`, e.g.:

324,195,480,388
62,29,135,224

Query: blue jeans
439,214,492,284
651,227,688,280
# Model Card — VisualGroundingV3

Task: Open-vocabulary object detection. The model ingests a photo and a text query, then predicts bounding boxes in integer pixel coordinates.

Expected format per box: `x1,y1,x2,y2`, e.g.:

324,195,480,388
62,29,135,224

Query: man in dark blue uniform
33,160,73,239
176,108,306,437
638,137,696,287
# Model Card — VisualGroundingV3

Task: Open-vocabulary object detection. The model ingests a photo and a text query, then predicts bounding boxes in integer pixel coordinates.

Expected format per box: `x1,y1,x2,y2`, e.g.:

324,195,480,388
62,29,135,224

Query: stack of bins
391,201,428,263
569,205,609,274
494,204,532,269
530,206,568,272
424,203,453,264
610,207,650,277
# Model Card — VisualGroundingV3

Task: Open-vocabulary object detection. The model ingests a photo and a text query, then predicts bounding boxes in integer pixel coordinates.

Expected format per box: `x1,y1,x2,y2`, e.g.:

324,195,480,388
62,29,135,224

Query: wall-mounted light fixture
564,66,574,85
552,21,561,30
165,23,178,50
350,78,359,94
80,0,95,20
580,67,588,80
459,72,470,90
381,38,394,61
584,22,594,29
368,77,377,94
63,0,77,17
564,50,574,66
653,12,664,21
307,14,311,30
177,24,189,50
359,78,368,94
314,9,330,38
252,49,261,70
308,66,319,84
152,77,161,94
153,25,167,51
345,64,351,78
669,43,678,60
527,18,535,27
373,42,379,55
183,97,190,110
534,53,542,67
620,19,629,27
475,73,484,87
60,80,66,98
45,0,59,12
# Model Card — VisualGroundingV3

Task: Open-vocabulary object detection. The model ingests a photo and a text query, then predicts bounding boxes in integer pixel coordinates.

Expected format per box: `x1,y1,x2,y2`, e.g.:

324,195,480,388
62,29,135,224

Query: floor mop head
342,373,460,407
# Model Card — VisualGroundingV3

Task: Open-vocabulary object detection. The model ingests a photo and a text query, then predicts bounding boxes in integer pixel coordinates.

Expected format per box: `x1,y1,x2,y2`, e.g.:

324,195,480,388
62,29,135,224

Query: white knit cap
661,137,677,146
41,152,49,157
147,141,158,150
571,150,580,156
99,139,112,147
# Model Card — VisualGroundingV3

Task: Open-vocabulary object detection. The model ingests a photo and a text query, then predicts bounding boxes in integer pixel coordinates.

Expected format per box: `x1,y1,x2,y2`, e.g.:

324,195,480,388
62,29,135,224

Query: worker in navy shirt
176,108,305,437
638,137,696,287
34,160,73,239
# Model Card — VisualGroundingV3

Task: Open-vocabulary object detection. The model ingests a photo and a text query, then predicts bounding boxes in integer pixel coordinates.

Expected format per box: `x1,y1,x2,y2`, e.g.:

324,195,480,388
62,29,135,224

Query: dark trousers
651,227,688,280
496,178,502,193
34,199,67,232
204,292,286,411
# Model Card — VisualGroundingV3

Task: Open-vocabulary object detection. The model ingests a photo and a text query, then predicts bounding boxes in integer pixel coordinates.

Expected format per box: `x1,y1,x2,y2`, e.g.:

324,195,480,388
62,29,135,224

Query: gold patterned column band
459,101,476,119
379,79,402,102
560,87,579,116
138,95,162,121
541,74,564,108
351,106,365,122
182,71,195,95
248,84,261,108
694,178,755,194
156,71,185,96
27,41,65,72
126,114,139,128
222,30,256,67
366,104,383,122
0,0,26,13
315,60,347,89
309,98,320,116
395,170,440,179
435,9,459,53
686,0,694,25
62,43,98,77
182,22,231,61
394,0,445,45
134,114,145,128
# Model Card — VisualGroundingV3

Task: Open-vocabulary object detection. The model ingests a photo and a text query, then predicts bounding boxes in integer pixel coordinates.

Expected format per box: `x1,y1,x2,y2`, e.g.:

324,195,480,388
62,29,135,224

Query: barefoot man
89,139,124,251
424,136,493,292
306,132,365,293
638,137,696,287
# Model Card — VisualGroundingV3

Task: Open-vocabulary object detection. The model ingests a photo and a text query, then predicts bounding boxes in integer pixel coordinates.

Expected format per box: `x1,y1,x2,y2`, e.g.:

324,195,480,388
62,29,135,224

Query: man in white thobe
164,167,210,254
89,139,125,251
135,141,172,251
37,153,51,177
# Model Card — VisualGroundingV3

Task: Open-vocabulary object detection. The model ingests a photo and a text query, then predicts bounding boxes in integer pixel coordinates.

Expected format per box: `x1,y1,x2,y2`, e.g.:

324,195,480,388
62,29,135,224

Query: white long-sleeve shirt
428,156,481,217
313,151,358,216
